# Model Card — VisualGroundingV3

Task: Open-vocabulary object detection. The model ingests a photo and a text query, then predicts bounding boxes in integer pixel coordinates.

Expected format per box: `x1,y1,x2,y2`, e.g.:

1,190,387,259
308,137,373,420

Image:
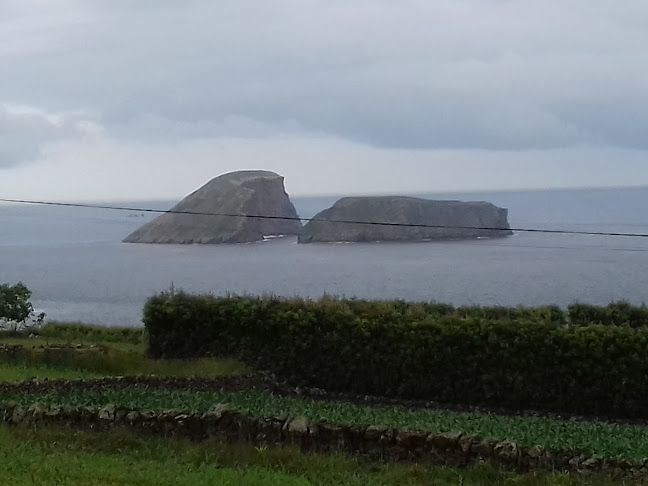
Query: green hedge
144,293,648,418
339,299,567,326
568,301,648,328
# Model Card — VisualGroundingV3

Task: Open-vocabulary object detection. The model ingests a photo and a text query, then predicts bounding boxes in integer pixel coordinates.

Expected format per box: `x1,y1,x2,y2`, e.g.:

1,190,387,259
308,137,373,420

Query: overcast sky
1,0,647,201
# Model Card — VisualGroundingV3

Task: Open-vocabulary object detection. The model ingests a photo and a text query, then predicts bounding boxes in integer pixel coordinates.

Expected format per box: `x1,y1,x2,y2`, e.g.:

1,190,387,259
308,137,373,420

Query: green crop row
2,387,648,461
143,293,648,418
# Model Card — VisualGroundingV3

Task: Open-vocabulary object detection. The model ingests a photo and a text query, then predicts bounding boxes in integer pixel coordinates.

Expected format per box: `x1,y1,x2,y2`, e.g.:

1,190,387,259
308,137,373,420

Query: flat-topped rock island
298,196,512,243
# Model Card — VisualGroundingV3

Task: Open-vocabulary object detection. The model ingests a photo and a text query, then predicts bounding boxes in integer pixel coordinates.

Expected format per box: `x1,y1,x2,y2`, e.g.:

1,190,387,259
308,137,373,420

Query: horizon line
1,184,647,206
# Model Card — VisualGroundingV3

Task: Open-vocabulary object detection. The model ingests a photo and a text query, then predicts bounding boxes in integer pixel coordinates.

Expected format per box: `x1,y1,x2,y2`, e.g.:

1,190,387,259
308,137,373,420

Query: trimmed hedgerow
568,301,648,328
144,293,648,418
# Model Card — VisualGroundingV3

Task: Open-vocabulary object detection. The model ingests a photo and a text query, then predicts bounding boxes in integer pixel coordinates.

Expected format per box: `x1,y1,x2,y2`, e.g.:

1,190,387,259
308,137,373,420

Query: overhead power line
1,197,648,239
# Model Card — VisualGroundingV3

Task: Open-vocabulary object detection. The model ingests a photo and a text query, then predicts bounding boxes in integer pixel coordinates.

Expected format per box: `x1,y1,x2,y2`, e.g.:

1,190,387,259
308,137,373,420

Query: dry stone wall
0,401,644,478
0,375,267,394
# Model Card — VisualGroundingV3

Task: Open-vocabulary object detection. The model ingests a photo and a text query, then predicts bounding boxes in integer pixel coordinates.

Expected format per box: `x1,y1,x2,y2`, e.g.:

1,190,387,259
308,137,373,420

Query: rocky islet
124,171,512,245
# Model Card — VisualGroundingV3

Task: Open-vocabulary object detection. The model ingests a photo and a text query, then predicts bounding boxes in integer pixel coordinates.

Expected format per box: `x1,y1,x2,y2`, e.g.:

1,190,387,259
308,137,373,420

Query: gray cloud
112,114,307,142
0,104,101,167
2,0,648,155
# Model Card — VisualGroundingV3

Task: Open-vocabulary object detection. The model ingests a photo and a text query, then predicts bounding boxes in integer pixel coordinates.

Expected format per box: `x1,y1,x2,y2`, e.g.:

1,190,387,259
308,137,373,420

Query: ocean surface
1,187,648,326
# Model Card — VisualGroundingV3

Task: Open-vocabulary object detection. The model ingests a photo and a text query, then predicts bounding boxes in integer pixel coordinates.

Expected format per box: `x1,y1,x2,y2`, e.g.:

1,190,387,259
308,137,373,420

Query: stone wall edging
0,375,268,394
0,402,644,478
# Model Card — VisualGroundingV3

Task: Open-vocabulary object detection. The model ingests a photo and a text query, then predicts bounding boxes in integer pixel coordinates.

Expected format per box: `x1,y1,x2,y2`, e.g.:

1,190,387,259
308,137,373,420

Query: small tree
0,282,45,332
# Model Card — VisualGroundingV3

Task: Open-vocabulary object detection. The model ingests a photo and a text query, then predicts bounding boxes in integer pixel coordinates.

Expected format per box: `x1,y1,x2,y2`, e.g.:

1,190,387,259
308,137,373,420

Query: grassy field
0,357,247,382
0,362,104,381
0,326,248,381
0,423,631,486
3,387,648,461
1,337,141,353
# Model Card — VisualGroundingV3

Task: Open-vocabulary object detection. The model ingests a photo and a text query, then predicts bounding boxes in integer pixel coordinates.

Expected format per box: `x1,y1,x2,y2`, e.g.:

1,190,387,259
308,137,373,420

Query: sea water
1,187,647,326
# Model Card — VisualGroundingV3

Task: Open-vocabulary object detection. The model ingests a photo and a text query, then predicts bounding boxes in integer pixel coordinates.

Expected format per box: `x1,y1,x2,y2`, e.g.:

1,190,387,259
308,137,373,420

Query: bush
0,282,44,332
144,293,648,418
568,301,648,327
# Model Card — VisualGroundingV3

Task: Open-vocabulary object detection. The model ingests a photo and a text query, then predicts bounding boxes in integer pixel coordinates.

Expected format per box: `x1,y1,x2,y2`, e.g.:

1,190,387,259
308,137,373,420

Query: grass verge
0,362,104,381
0,357,246,382
0,423,629,486
0,353,247,381
1,388,647,461
37,321,147,345
1,324,248,380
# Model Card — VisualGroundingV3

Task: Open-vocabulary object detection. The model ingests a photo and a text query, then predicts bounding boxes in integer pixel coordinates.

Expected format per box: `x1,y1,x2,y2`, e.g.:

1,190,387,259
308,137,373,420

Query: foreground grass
0,424,629,486
2,388,647,462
